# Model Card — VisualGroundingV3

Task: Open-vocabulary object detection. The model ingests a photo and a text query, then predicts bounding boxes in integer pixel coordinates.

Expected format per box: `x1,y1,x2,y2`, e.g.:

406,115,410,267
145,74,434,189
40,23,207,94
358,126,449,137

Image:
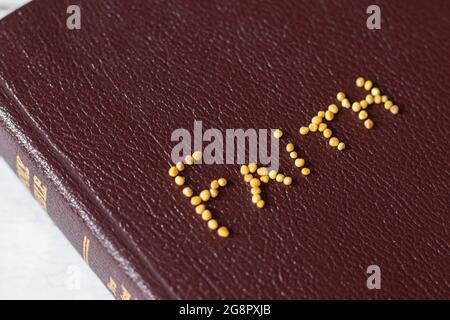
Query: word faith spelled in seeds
168,77,400,238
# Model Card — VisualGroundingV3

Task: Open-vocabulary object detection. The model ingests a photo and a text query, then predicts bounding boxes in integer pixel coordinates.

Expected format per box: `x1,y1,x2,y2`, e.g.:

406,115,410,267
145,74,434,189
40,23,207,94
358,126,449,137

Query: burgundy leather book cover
0,0,448,299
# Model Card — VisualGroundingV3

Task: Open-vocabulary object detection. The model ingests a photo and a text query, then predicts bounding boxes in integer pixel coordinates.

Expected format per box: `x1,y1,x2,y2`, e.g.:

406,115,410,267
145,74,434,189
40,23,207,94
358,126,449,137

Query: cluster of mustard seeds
168,151,230,238
285,142,310,176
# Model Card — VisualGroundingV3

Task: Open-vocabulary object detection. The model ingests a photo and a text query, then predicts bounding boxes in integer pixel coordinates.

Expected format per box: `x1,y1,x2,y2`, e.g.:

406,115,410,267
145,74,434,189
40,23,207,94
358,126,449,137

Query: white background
0,1,112,299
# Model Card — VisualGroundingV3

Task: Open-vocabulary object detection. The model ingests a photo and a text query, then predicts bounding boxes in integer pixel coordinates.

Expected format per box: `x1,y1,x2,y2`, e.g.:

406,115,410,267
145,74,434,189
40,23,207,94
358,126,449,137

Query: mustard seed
295,158,305,168
364,80,373,91
309,123,318,132
323,128,332,139
301,167,311,176
250,178,261,188
312,116,322,125
207,219,219,230
276,173,285,183
329,137,340,147
240,165,249,175
251,187,261,195
201,210,212,221
371,87,381,96
290,151,298,159
168,166,178,177
195,204,206,214
218,178,227,187
318,110,326,118
356,77,365,87
256,200,265,208
352,102,361,113
374,95,382,104
182,187,193,198
366,94,374,105
269,170,277,180
286,143,295,152
384,101,393,110
252,194,262,204
328,104,339,114
192,151,202,161
191,196,202,206
200,189,211,202
257,167,268,176
244,174,253,183
299,126,309,135
325,110,334,121
364,119,374,129
211,180,220,190
358,110,368,120
360,100,368,109
273,129,283,139
337,142,346,151
185,155,194,165
319,123,328,132
260,175,270,183
342,98,351,109
175,176,185,186
390,105,399,114
217,226,230,238
283,176,293,185
210,188,219,198
337,92,346,102
248,163,257,173
382,95,388,103
176,162,185,172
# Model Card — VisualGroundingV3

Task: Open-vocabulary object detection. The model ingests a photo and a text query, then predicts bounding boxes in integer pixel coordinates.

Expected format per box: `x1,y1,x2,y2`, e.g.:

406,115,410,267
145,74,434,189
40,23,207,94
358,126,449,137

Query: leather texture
0,0,449,299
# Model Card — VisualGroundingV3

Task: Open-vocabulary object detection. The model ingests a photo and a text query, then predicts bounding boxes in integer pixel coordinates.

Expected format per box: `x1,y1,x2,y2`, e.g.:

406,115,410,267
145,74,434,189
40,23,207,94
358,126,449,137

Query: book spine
0,91,168,300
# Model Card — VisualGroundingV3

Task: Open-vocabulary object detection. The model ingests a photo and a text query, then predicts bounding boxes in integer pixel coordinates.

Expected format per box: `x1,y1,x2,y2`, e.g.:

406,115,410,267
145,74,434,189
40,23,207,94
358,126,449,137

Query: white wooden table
0,1,112,300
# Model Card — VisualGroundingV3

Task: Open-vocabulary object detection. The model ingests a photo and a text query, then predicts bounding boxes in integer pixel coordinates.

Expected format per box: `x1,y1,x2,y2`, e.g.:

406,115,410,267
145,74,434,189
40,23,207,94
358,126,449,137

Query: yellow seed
244,174,253,183
176,162,185,171
358,110,368,120
390,105,399,114
351,102,361,113
382,95,388,103
325,110,334,121
248,163,257,173
210,180,219,189
273,129,283,139
257,167,268,176
317,110,325,118
342,98,351,109
269,170,277,179
299,126,309,135
312,116,322,125
240,165,249,175
192,151,202,161
182,187,193,198
191,196,202,206
329,137,340,147
319,123,328,132
185,155,194,165
195,204,206,214
217,226,230,238
337,92,346,102
295,158,305,168
360,100,368,109
371,87,381,96
328,104,339,114
384,100,393,110
323,128,332,139
250,178,261,188
251,187,261,195
337,142,346,151
256,200,265,208
356,77,365,87
175,176,185,186
374,95,382,104
210,188,219,198
363,118,373,129
218,178,227,187
200,189,211,202
286,143,295,152
290,151,298,159
301,167,311,176
309,123,318,132
207,219,219,230
364,80,373,91
276,174,285,183
201,210,212,221
365,94,374,104
260,175,270,183
283,176,293,185
252,194,262,204
168,166,179,177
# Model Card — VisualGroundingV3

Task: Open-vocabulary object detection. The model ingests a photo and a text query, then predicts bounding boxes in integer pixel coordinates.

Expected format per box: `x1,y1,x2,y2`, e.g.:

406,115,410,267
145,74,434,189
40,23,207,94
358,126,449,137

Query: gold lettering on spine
16,155,30,189
120,285,131,300
33,176,48,211
107,277,117,295
82,236,90,264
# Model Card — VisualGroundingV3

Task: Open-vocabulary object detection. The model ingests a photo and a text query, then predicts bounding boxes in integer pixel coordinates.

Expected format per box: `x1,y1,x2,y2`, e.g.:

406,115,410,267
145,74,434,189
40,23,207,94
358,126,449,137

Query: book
0,0,448,299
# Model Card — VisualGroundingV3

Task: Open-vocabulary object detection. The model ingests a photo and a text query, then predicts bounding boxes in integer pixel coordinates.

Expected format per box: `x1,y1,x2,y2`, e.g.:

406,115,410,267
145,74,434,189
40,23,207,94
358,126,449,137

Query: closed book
0,0,448,299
